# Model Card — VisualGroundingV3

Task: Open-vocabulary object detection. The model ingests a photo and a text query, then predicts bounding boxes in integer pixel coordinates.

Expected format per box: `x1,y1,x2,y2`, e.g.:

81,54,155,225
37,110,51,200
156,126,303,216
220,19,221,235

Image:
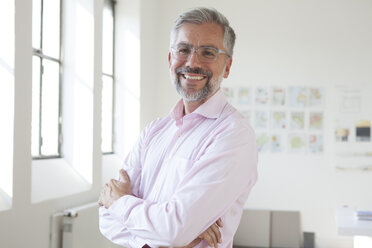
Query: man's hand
177,218,223,248
98,169,132,209
197,218,223,248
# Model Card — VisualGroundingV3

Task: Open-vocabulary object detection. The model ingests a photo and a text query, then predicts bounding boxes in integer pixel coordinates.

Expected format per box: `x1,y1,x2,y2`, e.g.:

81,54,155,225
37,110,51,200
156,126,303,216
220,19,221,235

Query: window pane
102,75,113,153
102,5,113,75
32,56,41,157
41,59,60,156
42,0,60,58
32,0,41,49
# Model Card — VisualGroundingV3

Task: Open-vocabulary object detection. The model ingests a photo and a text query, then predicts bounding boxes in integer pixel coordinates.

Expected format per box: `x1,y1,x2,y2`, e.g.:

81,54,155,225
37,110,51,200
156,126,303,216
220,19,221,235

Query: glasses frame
171,44,230,63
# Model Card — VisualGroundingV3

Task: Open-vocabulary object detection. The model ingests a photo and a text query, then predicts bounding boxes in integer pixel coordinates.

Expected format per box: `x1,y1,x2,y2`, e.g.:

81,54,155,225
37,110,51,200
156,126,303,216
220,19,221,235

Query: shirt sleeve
120,139,143,198
99,207,152,247
106,124,258,247
99,119,159,246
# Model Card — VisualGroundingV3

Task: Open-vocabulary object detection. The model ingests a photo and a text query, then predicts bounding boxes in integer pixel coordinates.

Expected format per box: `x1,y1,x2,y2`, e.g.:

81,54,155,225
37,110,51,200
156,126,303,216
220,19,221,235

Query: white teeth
184,74,204,80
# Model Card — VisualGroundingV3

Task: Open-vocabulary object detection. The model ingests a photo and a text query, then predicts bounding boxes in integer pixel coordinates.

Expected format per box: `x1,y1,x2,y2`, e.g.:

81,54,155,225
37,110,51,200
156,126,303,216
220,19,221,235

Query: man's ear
223,57,232,78
168,52,172,67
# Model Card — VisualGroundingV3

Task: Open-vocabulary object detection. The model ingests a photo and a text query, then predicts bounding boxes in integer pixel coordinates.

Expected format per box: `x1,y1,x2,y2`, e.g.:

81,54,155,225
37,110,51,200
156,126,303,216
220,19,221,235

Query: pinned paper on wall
222,87,235,104
271,87,286,106
271,111,286,129
309,134,323,153
221,85,325,154
238,87,252,105
288,133,307,153
336,87,362,113
255,111,269,129
308,88,324,107
335,127,349,142
309,112,323,130
289,87,307,108
290,112,305,129
255,87,269,106
271,134,284,152
356,120,371,142
333,85,372,170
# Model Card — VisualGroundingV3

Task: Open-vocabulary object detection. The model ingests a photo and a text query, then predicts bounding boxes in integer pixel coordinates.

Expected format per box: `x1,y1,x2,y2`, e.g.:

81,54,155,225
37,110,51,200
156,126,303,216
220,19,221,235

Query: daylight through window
32,0,62,158
101,0,115,154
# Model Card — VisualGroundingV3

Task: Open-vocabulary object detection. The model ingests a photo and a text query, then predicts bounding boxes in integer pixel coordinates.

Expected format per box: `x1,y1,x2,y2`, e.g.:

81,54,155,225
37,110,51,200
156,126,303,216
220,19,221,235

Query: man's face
169,22,232,102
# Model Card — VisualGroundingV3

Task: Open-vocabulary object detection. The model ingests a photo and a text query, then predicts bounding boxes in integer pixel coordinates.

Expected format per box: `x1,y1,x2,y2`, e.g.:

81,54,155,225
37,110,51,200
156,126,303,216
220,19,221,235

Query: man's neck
183,100,204,115
182,89,219,115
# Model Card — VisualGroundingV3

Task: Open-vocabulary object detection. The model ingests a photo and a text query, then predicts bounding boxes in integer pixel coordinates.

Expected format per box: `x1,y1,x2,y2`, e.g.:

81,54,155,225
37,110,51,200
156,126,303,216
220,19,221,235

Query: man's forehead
175,23,224,47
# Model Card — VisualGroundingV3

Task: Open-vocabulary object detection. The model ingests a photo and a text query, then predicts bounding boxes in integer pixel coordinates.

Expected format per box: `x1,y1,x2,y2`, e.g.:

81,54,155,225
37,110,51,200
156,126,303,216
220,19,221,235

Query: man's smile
181,73,207,81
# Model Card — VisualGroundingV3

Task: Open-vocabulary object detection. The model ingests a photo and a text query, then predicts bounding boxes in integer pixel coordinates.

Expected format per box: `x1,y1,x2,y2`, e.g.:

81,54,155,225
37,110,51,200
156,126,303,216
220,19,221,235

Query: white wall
148,0,372,247
1,0,371,248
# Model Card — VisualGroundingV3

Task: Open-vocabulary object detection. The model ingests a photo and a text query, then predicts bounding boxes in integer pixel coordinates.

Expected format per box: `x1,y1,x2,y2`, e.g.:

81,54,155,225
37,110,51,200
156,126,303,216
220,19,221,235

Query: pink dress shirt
99,89,258,248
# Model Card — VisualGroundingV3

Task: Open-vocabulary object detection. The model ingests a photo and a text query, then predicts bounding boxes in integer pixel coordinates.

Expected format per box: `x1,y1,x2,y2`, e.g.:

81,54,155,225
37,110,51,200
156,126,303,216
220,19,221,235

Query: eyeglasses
171,44,230,63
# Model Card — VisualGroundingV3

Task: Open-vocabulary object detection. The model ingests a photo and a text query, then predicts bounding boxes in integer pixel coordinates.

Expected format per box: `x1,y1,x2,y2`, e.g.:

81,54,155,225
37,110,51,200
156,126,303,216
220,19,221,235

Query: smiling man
99,7,258,248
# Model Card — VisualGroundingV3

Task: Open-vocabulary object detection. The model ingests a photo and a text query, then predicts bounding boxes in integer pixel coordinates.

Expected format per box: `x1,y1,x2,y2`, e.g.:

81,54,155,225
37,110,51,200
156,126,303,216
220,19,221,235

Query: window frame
32,0,63,159
102,0,116,155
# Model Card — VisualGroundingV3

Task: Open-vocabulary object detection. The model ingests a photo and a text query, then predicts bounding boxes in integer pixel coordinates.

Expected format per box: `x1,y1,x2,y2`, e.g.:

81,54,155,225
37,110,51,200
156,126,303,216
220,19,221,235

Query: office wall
146,0,372,247
1,0,371,248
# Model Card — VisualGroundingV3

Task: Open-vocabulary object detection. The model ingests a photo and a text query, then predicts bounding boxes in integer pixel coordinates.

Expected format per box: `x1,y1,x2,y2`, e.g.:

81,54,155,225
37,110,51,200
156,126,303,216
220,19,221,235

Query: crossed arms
99,169,223,247
98,120,257,247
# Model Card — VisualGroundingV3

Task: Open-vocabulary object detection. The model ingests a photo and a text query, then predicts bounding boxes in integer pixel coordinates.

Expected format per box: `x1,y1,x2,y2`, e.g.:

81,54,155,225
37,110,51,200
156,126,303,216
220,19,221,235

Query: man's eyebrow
176,42,218,49
199,44,218,49
176,42,192,47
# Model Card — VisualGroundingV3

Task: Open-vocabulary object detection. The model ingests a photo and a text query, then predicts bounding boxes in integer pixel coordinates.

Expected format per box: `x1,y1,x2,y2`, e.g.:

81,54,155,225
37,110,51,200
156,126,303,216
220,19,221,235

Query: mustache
176,67,212,78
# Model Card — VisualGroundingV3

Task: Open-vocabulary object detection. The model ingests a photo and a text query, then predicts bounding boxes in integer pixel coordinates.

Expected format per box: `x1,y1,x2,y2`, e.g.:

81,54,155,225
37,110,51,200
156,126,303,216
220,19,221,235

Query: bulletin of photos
332,85,372,169
222,86,324,154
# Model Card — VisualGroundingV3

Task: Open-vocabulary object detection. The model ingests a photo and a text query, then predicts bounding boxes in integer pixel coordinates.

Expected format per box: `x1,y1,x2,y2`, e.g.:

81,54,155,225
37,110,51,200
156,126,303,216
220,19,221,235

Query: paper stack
356,210,372,221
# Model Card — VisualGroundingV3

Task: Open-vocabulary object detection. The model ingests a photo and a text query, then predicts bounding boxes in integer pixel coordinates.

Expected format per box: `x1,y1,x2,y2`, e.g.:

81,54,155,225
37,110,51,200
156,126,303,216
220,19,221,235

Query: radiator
50,202,121,248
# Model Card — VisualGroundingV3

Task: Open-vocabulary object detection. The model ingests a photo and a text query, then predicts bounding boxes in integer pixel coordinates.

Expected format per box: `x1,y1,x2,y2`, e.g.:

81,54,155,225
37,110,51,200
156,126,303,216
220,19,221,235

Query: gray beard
173,66,223,102
174,76,212,102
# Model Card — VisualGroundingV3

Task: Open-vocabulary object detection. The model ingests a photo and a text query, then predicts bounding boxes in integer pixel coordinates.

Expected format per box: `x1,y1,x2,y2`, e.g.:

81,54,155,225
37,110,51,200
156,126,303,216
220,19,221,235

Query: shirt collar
171,89,227,121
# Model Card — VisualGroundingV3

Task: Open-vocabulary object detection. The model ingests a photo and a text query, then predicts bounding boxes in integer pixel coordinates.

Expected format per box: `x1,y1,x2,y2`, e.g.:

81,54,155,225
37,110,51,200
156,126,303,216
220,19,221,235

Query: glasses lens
172,45,221,62
198,47,218,62
174,45,192,60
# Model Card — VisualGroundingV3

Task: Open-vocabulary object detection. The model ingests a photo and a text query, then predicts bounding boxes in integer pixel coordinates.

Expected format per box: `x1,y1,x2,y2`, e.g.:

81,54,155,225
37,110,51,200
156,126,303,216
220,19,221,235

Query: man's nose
185,50,202,67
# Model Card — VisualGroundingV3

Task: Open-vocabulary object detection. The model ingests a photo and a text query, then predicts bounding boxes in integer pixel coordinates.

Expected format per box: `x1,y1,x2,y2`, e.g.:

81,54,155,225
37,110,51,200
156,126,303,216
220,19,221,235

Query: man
99,7,258,248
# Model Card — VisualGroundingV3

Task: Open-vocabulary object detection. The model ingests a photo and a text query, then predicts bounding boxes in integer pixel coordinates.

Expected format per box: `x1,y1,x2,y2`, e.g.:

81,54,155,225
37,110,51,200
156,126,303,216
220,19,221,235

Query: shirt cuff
107,194,144,222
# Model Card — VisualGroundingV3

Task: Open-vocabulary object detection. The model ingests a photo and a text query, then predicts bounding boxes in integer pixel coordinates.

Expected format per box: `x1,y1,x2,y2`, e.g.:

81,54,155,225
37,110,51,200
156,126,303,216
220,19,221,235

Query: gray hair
170,7,236,56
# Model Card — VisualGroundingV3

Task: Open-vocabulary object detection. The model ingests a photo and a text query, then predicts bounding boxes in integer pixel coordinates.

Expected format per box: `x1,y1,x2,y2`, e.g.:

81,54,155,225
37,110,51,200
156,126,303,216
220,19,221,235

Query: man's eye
201,49,217,58
178,48,191,54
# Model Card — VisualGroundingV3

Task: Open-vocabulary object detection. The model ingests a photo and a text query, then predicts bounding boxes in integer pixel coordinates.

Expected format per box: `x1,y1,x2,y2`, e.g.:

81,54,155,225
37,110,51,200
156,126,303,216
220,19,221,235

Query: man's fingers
216,218,223,228
206,228,218,248
202,231,213,247
98,193,103,206
119,169,130,182
198,219,223,247
186,237,202,248
99,171,132,209
210,226,220,248
210,223,222,243
98,188,107,207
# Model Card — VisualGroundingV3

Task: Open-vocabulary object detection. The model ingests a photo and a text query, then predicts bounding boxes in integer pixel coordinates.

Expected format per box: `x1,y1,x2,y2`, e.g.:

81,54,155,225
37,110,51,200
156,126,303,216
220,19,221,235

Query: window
0,0,15,202
101,0,115,154
32,0,62,158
